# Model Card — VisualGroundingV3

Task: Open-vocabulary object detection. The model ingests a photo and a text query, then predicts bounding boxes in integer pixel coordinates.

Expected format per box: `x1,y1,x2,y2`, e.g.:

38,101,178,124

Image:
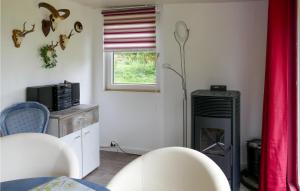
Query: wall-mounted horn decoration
48,41,59,51
38,2,70,36
12,22,35,48
59,29,74,50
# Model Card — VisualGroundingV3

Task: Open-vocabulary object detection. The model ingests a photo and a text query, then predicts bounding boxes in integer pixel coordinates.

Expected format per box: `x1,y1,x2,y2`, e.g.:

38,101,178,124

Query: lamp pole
163,21,190,147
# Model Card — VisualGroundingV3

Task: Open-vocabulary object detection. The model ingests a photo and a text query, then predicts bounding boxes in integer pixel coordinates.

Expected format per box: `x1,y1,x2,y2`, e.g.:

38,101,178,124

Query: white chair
107,147,231,191
0,133,80,182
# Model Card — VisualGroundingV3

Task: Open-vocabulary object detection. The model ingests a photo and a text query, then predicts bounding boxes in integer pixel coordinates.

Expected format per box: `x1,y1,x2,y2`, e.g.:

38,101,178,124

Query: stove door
194,116,232,179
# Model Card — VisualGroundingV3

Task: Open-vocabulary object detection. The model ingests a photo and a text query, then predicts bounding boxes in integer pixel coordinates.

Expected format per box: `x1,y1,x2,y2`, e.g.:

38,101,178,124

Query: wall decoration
38,2,70,36
12,22,35,48
74,21,83,33
39,41,59,69
59,29,74,50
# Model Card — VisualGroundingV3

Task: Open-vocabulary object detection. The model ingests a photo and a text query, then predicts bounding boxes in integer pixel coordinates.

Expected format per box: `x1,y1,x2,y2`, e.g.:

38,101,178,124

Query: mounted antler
48,41,59,51
59,29,75,50
12,22,35,48
39,2,70,36
22,22,35,36
51,41,59,48
68,29,74,39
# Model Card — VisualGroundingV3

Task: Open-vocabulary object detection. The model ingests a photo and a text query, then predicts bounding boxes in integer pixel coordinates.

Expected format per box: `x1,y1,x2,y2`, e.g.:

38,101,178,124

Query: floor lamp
164,21,190,147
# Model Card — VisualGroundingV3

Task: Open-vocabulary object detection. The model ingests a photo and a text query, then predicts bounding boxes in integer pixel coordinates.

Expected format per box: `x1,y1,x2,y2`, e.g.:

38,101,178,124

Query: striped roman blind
102,6,157,52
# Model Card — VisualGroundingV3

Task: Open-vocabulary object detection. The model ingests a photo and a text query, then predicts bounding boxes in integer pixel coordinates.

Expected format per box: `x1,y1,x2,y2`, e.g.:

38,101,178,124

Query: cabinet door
60,130,83,178
82,123,100,177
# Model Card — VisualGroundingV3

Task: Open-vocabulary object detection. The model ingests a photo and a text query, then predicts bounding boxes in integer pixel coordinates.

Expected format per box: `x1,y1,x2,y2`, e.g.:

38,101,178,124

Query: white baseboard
100,145,149,155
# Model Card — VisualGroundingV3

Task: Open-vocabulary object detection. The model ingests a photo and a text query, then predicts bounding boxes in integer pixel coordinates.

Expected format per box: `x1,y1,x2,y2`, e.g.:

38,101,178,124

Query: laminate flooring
84,151,139,186
84,151,250,191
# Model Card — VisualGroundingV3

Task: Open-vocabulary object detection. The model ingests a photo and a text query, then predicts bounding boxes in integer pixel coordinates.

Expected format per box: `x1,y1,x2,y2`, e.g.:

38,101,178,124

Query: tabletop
0,177,110,191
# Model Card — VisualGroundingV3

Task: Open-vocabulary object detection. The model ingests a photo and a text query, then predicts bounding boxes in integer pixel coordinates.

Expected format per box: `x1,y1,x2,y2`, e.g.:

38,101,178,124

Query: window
105,51,158,91
102,6,159,92
113,52,156,84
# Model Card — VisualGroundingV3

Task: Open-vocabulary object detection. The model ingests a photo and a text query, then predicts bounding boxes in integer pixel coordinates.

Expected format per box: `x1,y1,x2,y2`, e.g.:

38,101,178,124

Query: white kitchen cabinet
60,130,83,177
47,104,100,178
82,123,99,177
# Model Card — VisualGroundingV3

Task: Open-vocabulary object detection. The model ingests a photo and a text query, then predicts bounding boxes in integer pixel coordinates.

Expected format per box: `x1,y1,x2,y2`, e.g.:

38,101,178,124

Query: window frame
104,52,160,92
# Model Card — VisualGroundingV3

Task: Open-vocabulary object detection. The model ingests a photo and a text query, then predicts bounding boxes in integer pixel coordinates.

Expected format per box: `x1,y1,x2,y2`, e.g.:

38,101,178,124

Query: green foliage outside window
113,52,156,84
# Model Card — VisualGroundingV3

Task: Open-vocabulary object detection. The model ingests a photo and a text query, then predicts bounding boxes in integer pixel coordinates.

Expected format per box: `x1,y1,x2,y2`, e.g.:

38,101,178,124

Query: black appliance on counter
26,82,80,111
71,83,80,106
191,89,240,191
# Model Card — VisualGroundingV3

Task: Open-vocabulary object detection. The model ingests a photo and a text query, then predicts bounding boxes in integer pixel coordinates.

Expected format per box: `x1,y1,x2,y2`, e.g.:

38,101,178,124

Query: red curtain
259,0,298,190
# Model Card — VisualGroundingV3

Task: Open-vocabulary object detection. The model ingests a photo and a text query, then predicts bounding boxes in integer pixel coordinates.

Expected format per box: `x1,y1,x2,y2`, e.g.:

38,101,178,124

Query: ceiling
70,0,259,8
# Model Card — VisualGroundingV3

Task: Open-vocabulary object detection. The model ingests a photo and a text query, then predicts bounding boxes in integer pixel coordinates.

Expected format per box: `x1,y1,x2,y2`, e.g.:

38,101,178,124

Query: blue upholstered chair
0,102,50,136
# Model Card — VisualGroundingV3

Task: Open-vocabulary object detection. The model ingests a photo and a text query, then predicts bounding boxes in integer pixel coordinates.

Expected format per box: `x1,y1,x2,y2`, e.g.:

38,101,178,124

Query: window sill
105,88,160,93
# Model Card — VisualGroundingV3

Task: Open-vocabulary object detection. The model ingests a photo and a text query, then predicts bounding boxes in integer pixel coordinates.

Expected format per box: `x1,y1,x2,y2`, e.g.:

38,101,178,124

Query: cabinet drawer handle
84,131,90,135
74,135,81,140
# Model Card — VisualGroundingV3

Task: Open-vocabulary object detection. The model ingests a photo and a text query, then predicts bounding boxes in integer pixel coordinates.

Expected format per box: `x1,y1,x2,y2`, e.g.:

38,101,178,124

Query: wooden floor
84,151,249,191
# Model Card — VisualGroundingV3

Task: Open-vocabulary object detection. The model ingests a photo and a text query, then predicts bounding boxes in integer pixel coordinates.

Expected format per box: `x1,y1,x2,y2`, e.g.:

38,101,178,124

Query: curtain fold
259,0,298,190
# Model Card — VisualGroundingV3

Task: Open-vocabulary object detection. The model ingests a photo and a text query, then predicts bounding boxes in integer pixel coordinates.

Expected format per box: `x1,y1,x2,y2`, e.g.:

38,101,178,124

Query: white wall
98,92,164,153
0,0,100,109
1,0,268,165
161,1,268,164
98,1,268,165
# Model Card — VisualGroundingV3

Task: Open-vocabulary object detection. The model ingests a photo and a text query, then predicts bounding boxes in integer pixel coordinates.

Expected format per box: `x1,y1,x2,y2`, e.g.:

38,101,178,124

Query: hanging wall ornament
12,22,35,48
38,2,70,36
59,29,74,50
74,21,83,33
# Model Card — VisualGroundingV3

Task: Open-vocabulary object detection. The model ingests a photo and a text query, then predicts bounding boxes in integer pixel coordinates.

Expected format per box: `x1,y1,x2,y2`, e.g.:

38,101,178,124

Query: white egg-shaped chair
107,147,231,191
0,133,80,182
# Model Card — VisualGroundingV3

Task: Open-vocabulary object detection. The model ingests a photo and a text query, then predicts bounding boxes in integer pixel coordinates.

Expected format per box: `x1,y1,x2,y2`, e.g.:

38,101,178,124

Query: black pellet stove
191,90,240,191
